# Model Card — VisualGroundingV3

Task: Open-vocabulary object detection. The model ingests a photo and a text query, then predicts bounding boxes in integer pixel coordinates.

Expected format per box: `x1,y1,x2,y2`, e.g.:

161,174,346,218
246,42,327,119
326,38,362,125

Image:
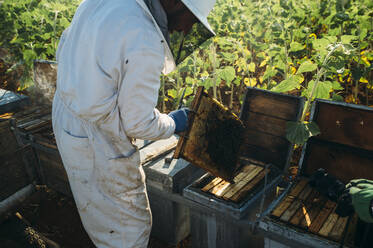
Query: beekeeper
52,0,215,247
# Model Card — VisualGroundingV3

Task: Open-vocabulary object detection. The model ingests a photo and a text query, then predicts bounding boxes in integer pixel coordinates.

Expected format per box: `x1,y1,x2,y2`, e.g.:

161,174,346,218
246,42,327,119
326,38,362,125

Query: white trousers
52,94,152,248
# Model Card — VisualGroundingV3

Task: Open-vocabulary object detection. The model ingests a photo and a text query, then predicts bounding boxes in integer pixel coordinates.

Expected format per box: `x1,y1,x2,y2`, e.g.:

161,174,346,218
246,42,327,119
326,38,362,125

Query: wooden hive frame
261,99,373,247
174,86,244,182
183,87,304,219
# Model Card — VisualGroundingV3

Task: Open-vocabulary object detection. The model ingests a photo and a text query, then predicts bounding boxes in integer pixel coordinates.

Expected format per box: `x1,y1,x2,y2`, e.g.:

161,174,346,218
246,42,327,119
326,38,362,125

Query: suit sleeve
117,46,175,140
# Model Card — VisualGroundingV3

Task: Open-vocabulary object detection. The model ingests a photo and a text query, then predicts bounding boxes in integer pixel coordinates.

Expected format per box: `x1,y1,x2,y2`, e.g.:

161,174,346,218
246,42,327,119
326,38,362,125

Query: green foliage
0,0,80,85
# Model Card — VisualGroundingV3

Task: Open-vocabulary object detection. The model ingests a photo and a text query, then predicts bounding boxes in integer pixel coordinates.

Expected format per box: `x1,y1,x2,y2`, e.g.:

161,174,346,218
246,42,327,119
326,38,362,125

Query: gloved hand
168,108,190,133
345,179,373,223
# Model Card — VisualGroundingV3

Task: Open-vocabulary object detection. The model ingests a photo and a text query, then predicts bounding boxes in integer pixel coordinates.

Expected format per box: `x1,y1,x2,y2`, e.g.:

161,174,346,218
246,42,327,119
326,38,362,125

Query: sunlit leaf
297,60,317,74
271,75,303,93
286,121,320,145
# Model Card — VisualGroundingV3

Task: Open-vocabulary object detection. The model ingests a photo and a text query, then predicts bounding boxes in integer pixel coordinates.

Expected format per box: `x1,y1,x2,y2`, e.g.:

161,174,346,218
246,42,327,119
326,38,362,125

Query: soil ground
0,188,190,248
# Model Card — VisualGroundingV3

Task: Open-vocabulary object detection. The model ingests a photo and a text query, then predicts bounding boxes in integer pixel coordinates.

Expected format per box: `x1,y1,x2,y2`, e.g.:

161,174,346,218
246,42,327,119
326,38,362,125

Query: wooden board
241,88,303,120
309,200,337,233
313,100,373,152
271,179,308,218
328,216,348,241
199,164,271,203
318,212,339,237
174,87,244,182
280,185,313,222
289,190,319,226
301,139,373,183
230,167,269,202
239,129,290,169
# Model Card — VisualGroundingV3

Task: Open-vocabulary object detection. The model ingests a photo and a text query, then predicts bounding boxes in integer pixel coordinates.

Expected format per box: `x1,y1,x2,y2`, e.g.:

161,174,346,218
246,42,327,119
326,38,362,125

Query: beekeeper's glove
345,179,373,223
168,108,189,133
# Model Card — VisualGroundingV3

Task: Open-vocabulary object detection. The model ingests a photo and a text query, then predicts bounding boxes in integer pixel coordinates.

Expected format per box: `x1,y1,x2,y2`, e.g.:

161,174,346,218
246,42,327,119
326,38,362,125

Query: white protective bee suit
52,0,215,247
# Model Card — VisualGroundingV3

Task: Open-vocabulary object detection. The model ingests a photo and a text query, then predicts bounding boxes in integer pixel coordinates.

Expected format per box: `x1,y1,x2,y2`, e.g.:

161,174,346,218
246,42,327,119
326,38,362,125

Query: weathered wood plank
241,89,302,121
240,129,290,169
328,216,348,241
309,200,336,233
242,112,288,137
318,212,339,237
202,177,223,192
230,167,270,202
344,214,358,247
210,180,231,196
271,180,308,218
280,185,313,222
221,166,263,200
299,196,327,229
289,190,319,226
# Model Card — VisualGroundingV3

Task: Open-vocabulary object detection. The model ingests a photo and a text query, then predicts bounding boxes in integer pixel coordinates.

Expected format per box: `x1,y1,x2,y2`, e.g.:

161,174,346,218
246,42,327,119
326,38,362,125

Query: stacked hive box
260,99,373,248
179,87,304,248
0,96,37,217
9,104,202,245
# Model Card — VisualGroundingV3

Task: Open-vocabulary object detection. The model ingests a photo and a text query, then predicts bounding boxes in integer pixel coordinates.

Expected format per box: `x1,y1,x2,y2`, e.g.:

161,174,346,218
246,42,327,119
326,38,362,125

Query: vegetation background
0,0,372,142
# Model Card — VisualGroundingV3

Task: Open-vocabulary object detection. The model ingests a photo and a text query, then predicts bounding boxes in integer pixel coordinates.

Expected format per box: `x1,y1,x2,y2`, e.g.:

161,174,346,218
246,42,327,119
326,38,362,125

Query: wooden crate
183,87,304,219
9,106,71,195
261,99,373,247
0,115,37,201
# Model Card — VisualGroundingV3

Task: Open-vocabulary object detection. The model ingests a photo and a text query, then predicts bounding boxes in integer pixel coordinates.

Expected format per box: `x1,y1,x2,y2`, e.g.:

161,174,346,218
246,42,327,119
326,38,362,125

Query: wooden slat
289,190,319,226
241,90,301,120
210,180,231,196
309,200,337,233
202,177,223,192
280,185,313,222
230,167,269,202
299,196,327,229
344,214,358,247
243,112,288,137
328,216,348,241
221,166,263,200
318,212,339,237
271,180,308,218
240,129,290,169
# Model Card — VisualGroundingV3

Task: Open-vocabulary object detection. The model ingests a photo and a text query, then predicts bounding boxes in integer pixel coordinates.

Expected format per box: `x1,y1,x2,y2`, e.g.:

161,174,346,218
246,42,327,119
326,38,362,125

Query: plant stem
161,75,166,112
211,42,218,99
230,83,234,109
300,45,338,121
53,11,59,51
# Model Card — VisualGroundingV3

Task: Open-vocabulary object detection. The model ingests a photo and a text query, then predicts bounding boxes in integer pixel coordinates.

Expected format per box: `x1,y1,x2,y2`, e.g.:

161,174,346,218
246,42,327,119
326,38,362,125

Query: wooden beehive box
182,87,304,219
0,116,37,202
261,99,373,247
11,106,72,196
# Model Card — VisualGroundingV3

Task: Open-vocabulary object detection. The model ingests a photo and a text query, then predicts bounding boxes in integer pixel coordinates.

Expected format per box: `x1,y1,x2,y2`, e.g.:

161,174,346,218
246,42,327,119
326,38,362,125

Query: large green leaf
217,66,236,86
296,60,318,74
271,75,303,93
289,41,304,52
286,121,321,145
303,80,333,100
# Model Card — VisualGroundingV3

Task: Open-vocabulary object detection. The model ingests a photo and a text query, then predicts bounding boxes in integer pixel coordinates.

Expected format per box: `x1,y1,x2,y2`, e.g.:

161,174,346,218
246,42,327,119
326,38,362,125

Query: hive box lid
175,87,304,181
299,99,373,183
238,87,304,172
0,89,30,114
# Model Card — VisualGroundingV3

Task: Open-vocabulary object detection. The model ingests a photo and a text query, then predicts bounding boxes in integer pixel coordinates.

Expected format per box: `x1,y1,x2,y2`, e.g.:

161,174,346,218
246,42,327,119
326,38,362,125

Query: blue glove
168,108,190,133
